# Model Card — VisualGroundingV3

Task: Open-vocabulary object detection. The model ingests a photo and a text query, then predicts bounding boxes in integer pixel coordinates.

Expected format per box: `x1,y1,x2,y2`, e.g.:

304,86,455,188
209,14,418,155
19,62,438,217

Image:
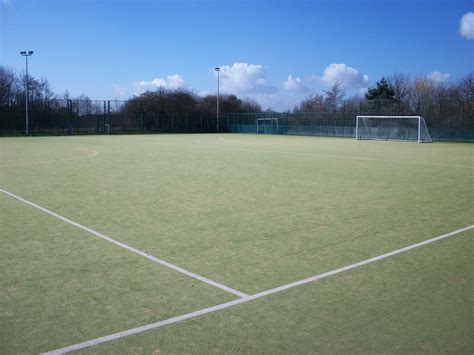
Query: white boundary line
0,148,98,168
44,225,473,354
0,188,247,298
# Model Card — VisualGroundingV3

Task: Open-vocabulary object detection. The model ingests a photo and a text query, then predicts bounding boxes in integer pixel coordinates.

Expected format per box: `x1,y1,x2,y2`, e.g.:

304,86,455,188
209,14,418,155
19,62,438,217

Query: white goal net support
257,118,279,134
356,116,432,143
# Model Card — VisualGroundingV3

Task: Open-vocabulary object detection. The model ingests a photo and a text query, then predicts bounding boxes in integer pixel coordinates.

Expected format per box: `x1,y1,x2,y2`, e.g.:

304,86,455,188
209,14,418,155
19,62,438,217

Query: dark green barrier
1,99,472,141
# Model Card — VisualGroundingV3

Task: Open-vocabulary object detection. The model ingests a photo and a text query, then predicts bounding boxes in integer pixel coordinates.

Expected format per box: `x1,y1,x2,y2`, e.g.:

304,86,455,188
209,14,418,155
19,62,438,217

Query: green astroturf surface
79,231,474,354
0,134,472,353
0,194,235,353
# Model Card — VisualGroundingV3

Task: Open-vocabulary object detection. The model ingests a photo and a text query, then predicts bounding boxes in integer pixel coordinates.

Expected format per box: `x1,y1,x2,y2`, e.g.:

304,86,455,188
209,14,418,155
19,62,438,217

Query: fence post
30,99,35,135
443,99,448,140
67,100,72,135
102,101,106,134
462,99,466,140
326,114,329,136
140,101,144,131
107,100,111,134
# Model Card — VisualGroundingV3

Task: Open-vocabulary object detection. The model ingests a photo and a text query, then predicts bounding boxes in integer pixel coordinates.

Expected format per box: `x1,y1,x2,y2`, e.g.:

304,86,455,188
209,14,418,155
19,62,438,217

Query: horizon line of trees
1,65,473,116
293,73,473,115
0,65,261,115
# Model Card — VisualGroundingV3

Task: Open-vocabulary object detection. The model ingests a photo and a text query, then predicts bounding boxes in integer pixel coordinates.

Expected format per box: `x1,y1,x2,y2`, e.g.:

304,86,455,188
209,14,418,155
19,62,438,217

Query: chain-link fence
228,99,473,142
1,98,472,141
0,99,220,136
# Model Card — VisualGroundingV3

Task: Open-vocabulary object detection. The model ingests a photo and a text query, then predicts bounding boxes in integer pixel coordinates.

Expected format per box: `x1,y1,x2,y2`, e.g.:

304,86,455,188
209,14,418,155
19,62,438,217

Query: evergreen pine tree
365,77,395,99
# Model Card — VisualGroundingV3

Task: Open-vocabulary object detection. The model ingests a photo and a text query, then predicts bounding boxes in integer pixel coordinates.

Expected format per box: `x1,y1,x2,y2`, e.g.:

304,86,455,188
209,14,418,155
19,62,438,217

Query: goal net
257,118,279,134
356,116,432,143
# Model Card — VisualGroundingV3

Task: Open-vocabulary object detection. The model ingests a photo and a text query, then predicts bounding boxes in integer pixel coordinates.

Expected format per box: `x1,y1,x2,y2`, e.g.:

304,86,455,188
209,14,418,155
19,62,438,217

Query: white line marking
223,147,474,169
0,188,247,298
79,137,473,169
0,148,98,167
43,225,473,354
139,140,474,170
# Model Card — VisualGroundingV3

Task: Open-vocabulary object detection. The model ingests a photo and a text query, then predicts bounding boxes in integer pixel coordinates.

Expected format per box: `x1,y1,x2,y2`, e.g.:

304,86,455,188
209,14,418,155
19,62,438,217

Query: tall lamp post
20,50,34,135
214,67,220,133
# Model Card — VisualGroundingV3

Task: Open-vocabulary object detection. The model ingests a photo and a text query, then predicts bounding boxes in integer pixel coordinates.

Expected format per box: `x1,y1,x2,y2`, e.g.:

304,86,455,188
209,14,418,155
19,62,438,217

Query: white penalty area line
0,188,247,298
142,141,474,170
0,148,98,168
44,224,473,355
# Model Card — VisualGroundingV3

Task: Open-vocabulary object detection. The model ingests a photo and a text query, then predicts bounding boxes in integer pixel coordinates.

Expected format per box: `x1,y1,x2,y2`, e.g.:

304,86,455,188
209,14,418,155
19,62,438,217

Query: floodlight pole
215,67,221,133
20,50,34,135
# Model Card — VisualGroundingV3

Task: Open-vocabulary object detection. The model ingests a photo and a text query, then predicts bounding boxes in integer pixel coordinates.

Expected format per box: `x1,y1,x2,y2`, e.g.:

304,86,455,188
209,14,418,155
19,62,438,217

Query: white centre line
43,225,473,354
0,188,247,298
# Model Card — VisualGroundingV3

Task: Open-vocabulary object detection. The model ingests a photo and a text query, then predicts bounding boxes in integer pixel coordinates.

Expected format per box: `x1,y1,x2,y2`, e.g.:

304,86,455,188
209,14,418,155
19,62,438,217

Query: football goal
257,118,279,134
356,116,432,143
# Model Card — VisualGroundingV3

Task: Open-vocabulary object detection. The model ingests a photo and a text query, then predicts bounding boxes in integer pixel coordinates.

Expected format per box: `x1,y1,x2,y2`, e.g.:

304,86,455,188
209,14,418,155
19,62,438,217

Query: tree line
292,73,473,116
1,64,473,119
0,66,261,115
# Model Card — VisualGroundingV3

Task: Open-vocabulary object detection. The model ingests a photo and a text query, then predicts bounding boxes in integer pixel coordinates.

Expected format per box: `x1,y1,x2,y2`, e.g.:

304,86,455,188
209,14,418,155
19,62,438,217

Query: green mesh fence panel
0,99,472,141
69,100,106,135
228,99,473,142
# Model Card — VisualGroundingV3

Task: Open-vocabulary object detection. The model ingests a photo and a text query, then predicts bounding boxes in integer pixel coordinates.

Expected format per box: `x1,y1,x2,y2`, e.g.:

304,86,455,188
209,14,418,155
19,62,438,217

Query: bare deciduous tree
0,66,19,106
324,81,345,112
293,93,324,112
387,73,411,102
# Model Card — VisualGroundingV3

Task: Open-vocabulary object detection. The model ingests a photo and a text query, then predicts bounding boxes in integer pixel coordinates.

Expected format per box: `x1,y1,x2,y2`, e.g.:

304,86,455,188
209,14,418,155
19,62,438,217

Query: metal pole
25,55,29,135
215,67,220,133
20,51,33,135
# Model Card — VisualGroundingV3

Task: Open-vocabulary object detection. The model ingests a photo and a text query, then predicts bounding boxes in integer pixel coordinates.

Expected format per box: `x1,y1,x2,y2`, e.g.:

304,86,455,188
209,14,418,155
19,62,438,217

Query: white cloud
427,70,450,83
218,63,276,94
460,12,474,39
315,63,369,90
113,85,128,99
252,93,295,112
282,75,310,93
198,90,211,97
134,74,185,94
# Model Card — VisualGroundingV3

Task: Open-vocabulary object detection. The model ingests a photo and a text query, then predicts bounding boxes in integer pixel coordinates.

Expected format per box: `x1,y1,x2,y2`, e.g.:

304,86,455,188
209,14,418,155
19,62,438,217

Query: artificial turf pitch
1,134,472,353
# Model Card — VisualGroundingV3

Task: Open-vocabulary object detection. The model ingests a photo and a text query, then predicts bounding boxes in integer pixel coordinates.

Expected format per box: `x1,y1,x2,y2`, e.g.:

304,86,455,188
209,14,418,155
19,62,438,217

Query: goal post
256,117,279,134
356,115,432,143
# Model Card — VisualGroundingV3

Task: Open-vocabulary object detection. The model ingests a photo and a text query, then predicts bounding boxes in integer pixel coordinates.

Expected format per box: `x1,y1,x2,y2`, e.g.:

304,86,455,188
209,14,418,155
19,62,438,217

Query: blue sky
1,0,473,110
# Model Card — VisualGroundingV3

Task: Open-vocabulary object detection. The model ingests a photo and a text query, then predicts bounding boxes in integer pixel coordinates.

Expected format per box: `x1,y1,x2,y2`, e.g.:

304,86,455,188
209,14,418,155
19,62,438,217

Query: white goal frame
355,115,432,143
256,118,279,134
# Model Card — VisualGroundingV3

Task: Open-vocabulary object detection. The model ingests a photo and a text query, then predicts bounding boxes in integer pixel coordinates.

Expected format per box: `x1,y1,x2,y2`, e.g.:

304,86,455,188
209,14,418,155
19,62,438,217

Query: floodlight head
28,51,34,55
214,67,220,71
20,51,26,55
